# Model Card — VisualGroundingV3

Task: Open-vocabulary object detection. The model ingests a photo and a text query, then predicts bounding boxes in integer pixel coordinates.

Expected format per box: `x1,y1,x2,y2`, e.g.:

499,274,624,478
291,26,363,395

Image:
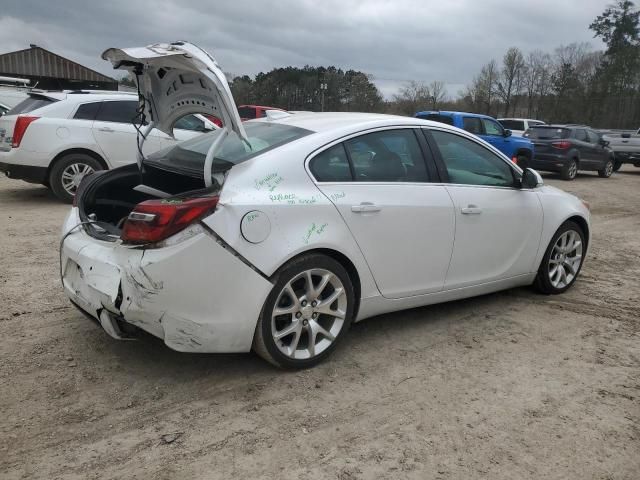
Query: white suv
497,118,546,137
0,91,216,202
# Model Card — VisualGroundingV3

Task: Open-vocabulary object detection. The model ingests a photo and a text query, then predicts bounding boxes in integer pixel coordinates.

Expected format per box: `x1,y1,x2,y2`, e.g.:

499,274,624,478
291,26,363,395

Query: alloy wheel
568,161,577,179
271,268,347,360
548,230,583,289
605,161,613,177
60,162,94,195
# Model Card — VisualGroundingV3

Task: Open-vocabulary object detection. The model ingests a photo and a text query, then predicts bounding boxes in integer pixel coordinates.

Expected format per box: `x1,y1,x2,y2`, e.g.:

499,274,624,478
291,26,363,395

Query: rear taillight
121,196,219,245
551,141,571,150
11,115,39,148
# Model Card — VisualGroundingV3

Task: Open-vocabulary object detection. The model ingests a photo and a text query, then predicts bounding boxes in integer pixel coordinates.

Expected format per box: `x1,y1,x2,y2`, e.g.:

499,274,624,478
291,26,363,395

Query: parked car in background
602,127,640,170
238,104,285,120
524,125,615,180
0,91,216,202
498,118,546,136
415,110,535,168
61,42,591,369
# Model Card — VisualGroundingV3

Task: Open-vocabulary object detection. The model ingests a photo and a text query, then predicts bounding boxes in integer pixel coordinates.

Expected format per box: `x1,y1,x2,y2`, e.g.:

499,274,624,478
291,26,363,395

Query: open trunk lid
101,42,246,143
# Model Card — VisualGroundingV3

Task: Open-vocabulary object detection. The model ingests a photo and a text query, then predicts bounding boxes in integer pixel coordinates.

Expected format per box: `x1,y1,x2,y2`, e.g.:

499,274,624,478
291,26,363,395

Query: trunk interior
78,163,209,240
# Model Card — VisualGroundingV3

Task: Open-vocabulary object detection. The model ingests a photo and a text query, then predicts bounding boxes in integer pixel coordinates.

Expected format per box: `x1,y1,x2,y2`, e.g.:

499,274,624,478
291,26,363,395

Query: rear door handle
98,127,114,133
461,204,482,215
351,202,381,213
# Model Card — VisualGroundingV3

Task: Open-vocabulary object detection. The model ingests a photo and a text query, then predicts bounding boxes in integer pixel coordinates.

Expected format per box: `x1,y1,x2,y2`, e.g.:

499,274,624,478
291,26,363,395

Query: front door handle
461,204,482,215
98,127,114,133
351,202,381,213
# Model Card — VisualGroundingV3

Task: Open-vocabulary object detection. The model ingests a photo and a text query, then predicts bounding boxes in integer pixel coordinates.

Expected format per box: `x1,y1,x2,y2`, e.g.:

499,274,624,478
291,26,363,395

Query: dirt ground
1,167,639,480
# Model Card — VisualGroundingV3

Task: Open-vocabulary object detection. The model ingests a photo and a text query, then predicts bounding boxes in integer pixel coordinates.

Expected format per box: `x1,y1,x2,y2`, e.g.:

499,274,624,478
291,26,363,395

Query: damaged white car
60,42,591,368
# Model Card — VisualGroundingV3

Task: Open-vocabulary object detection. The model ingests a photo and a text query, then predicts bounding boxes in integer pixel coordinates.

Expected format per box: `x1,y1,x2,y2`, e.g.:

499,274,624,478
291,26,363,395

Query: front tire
534,221,586,294
561,159,578,181
598,159,614,178
49,153,103,203
253,254,355,368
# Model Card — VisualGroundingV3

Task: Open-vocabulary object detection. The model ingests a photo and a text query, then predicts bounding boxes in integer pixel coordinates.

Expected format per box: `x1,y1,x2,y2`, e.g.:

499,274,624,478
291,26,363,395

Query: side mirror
504,129,512,137
521,168,543,189
599,138,609,147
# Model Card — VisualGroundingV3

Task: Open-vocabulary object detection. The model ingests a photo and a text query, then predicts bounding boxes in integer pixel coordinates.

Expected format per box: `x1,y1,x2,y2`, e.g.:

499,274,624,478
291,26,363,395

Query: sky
0,0,608,99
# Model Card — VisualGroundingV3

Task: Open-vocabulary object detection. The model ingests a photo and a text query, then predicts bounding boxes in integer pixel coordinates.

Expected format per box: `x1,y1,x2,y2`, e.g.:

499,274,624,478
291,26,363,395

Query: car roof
498,118,544,122
256,111,447,134
415,110,494,119
28,90,137,102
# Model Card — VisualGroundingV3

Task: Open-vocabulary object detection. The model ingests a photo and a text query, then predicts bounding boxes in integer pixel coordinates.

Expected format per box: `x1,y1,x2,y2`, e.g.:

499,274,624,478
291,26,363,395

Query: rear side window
524,127,570,140
73,102,101,120
95,101,139,124
462,117,482,134
416,113,454,126
344,129,429,182
6,95,58,115
430,130,514,187
310,144,352,182
499,120,525,131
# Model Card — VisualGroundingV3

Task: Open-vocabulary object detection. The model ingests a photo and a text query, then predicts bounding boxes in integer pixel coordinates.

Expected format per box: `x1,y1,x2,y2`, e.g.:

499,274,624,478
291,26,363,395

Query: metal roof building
0,44,117,91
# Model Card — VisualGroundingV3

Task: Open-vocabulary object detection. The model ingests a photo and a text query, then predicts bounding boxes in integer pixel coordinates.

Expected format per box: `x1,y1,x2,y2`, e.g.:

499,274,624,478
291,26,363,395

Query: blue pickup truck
415,111,535,168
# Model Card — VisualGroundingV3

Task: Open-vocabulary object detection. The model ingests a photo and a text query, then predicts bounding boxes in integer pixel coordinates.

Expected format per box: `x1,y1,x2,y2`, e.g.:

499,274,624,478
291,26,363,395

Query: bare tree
428,80,447,109
497,47,526,116
476,60,499,115
392,80,432,115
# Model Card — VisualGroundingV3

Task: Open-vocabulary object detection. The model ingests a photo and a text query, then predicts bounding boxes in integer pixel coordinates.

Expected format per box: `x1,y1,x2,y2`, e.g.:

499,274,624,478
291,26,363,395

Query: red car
237,104,286,120
204,104,285,127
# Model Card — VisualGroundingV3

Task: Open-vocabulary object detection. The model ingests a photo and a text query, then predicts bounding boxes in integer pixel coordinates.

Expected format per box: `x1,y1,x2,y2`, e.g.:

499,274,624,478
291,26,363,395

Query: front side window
586,130,600,144
73,102,101,121
462,117,482,134
430,130,515,187
310,144,352,182
574,129,588,142
344,129,429,182
481,118,504,136
95,101,139,124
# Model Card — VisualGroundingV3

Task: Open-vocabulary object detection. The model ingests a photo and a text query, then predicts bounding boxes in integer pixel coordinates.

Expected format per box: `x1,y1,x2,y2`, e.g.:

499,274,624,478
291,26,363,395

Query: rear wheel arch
271,248,362,319
48,148,109,177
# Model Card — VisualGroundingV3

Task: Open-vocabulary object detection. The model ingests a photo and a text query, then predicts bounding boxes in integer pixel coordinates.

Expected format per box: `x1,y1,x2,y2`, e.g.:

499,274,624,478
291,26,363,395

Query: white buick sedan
61,42,590,368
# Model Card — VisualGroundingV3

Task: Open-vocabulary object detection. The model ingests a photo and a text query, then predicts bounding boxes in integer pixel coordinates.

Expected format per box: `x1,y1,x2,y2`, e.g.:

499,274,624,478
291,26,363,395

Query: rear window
145,122,312,176
524,127,570,140
416,113,454,126
6,95,58,115
237,106,256,119
499,120,525,131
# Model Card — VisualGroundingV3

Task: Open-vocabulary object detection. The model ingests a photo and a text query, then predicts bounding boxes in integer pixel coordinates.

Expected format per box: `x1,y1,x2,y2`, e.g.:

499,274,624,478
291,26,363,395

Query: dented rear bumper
60,208,273,353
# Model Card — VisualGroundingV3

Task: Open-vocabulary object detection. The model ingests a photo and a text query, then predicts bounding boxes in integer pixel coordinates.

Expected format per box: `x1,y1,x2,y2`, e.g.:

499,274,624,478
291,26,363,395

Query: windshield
524,127,570,140
145,121,312,176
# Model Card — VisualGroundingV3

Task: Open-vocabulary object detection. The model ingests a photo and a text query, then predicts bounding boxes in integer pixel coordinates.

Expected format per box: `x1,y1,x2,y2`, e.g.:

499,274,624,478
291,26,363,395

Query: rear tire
534,221,586,294
253,253,355,369
49,153,103,203
561,159,578,181
598,159,614,178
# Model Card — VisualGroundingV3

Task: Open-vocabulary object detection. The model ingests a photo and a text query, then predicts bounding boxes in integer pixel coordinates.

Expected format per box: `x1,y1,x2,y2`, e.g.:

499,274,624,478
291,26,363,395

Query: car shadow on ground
0,182,64,206
69,286,537,380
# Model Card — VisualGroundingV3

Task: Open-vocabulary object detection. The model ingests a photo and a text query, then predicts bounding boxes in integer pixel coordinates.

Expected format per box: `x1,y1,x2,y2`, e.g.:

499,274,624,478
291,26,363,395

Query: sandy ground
0,167,639,480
